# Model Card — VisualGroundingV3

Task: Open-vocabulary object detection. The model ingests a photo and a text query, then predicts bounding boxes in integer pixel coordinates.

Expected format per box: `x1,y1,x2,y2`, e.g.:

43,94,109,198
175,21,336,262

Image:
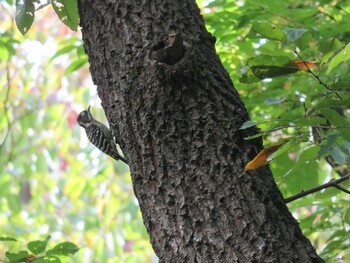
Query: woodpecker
77,106,127,164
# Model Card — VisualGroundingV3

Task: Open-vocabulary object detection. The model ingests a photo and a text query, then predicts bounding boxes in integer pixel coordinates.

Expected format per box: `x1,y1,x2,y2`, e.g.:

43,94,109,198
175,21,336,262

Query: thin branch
335,5,349,15
35,1,51,11
333,183,350,195
294,49,342,100
285,175,349,203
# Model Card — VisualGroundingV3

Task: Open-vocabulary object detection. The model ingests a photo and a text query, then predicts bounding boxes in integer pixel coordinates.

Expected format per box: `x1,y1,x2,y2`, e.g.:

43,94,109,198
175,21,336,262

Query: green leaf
28,237,50,255
327,230,348,242
76,44,86,56
239,67,261,83
327,43,350,73
294,117,327,127
7,193,22,215
15,0,37,35
264,96,286,105
46,242,79,256
240,120,257,129
6,250,28,261
332,80,350,90
314,98,350,111
252,65,299,79
240,55,300,82
249,22,287,42
247,55,291,67
33,256,61,263
282,147,320,193
0,43,10,60
48,45,77,64
267,139,299,162
300,213,317,229
0,236,17,242
320,108,350,141
318,133,339,158
64,58,88,75
285,28,308,43
52,0,79,31
329,146,347,165
321,108,348,127
244,133,265,140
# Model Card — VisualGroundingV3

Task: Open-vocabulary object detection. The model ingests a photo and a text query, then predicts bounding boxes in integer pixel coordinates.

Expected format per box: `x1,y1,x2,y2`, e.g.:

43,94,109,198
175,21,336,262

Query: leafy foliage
51,0,79,31
1,236,78,262
15,0,78,35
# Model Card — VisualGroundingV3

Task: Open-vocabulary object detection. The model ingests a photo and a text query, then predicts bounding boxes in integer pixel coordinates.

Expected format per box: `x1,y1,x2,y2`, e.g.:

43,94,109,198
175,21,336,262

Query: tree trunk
77,0,324,262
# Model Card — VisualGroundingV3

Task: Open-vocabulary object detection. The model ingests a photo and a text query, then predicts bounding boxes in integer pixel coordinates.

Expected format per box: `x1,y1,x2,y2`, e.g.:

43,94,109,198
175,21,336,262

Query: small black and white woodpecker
77,106,127,164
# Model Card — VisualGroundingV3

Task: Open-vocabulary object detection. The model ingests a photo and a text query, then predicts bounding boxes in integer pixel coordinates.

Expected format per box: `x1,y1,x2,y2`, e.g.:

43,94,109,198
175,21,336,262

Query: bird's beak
87,105,91,113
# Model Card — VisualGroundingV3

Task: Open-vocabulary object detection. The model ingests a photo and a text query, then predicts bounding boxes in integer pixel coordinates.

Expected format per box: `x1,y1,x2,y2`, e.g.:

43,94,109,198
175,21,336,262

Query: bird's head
77,105,93,128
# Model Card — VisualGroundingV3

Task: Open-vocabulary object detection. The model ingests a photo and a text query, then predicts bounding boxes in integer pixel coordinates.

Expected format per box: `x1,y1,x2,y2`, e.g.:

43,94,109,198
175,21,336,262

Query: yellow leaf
244,139,289,172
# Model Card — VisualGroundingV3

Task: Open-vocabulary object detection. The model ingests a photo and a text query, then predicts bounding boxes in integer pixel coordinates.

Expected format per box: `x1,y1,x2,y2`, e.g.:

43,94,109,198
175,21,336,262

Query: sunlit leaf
7,193,22,215
327,43,350,73
15,0,38,35
0,236,17,242
267,138,299,162
32,256,61,263
64,58,88,74
6,250,28,261
52,0,79,31
28,238,49,255
285,28,308,43
48,45,77,64
248,22,287,42
46,242,79,256
240,120,257,129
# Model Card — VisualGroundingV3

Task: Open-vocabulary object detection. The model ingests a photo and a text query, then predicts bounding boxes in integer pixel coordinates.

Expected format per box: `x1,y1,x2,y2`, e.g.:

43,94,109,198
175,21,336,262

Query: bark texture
77,0,324,262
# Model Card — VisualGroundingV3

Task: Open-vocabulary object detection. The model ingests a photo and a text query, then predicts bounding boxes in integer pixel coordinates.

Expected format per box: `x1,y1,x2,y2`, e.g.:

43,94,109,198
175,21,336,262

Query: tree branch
35,1,51,11
293,49,342,100
333,183,350,195
285,175,349,203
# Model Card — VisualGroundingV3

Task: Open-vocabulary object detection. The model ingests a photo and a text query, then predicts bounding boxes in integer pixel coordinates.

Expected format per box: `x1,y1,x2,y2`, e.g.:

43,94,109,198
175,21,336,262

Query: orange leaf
292,59,317,71
244,139,289,172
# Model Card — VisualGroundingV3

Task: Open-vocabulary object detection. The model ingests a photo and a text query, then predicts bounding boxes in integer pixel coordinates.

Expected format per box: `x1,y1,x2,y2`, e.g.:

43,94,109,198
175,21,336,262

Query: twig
35,1,51,11
293,49,342,100
333,183,350,195
285,175,349,203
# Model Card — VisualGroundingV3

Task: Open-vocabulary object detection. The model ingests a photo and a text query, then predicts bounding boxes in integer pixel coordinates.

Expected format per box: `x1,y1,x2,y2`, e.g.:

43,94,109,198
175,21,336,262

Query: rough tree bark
77,0,324,262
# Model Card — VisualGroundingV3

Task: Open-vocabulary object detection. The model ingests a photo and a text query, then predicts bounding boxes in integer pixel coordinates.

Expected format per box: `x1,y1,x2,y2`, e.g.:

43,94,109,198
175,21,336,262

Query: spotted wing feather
86,124,126,162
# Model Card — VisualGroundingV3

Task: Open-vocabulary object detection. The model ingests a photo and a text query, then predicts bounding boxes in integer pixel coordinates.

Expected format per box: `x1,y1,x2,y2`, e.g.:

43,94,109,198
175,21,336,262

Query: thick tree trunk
77,0,324,262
